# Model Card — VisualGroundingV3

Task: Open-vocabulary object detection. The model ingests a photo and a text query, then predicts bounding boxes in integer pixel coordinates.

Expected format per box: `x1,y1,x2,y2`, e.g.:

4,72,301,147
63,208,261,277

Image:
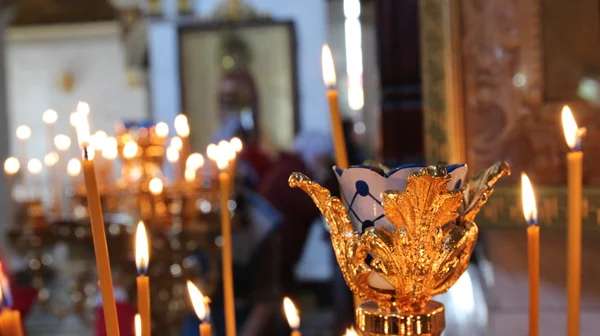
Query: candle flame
135,221,149,274
166,146,179,163
102,137,118,160
170,137,183,151
16,125,31,140
185,169,196,182
43,109,58,124
123,141,139,159
44,152,59,167
69,111,79,127
283,297,300,329
322,44,337,87
28,158,42,175
0,265,12,308
187,281,208,320
155,122,169,138
186,153,204,171
206,144,218,161
67,158,81,176
174,114,190,137
212,143,230,171
230,137,243,153
521,173,538,226
92,131,108,150
4,157,20,175
218,140,236,161
561,105,585,150
149,177,163,196
75,102,91,153
54,134,72,151
344,327,358,336
135,314,142,336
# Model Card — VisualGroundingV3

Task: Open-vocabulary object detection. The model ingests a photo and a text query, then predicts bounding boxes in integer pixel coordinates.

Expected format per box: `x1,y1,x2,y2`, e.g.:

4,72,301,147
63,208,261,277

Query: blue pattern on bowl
334,164,468,232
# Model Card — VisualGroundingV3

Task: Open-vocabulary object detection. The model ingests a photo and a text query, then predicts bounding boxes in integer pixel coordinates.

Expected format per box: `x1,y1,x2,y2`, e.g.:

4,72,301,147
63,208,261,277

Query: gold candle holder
290,162,510,335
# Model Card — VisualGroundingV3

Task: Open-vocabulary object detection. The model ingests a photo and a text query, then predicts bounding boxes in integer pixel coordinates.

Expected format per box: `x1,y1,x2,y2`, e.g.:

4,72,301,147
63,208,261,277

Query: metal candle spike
289,162,510,336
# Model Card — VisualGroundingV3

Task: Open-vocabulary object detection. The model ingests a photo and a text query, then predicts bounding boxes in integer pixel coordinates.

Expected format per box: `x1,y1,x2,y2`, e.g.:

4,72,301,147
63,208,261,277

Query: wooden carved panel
460,0,600,185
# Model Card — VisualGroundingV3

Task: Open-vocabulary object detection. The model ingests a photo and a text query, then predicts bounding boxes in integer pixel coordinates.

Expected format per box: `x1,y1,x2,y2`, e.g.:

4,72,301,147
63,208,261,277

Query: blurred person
258,131,335,295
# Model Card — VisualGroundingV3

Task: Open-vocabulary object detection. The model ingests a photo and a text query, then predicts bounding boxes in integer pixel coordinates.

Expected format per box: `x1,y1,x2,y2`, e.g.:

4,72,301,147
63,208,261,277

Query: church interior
0,0,598,335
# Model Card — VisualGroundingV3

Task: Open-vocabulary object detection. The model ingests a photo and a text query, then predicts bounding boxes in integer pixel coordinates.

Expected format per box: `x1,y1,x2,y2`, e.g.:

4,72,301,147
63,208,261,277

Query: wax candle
219,141,236,195
16,125,31,169
75,102,120,336
166,146,181,183
135,314,142,336
44,152,61,216
187,281,211,336
27,158,42,200
230,137,243,193
283,297,300,336
43,109,58,151
561,105,585,336
321,45,349,170
522,173,539,336
149,177,166,218
0,273,24,336
135,221,151,336
4,157,20,222
212,145,236,336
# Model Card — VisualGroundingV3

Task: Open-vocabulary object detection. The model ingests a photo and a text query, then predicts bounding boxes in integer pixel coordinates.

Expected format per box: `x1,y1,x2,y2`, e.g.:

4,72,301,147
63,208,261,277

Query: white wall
6,22,148,174
149,0,331,134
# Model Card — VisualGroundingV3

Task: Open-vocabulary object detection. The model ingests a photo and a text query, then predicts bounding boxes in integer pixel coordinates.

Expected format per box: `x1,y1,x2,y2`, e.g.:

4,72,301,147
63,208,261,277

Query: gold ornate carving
289,165,494,311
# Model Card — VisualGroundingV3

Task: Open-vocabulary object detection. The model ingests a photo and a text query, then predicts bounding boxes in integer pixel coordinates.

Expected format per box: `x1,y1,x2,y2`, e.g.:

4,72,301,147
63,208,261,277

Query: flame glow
54,134,72,151
43,109,58,124
28,158,42,175
344,327,358,336
187,281,207,320
230,137,243,153
135,314,141,336
186,153,204,171
521,173,538,226
185,169,196,182
206,144,218,161
561,105,582,150
174,114,190,137
155,122,169,138
135,221,149,274
171,137,183,151
75,102,91,150
283,297,300,329
67,158,81,176
123,141,139,159
16,125,31,140
102,137,118,160
322,45,337,87
166,147,179,163
4,157,20,175
149,177,163,195
44,152,59,167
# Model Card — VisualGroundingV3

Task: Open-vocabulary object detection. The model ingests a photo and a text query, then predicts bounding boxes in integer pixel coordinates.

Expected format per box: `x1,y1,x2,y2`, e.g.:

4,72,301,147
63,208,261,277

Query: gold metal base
356,300,445,336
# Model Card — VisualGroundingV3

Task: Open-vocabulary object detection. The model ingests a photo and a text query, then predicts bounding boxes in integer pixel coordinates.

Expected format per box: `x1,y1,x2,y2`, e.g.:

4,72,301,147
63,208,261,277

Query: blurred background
0,0,599,335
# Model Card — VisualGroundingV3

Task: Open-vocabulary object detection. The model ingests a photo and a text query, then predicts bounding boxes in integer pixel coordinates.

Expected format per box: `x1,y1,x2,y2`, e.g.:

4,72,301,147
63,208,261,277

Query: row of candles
523,105,585,336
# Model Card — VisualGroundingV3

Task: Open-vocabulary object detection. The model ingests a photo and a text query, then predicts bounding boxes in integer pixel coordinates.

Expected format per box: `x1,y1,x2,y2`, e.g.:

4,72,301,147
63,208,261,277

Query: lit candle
44,152,61,216
211,147,236,336
43,109,58,153
229,137,243,181
135,221,151,336
135,314,142,336
0,271,24,336
166,146,181,183
102,137,118,185
15,125,31,171
562,105,585,336
283,297,300,336
321,44,349,170
220,141,237,195
174,114,191,174
186,153,204,186
149,177,165,217
522,173,539,336
27,158,42,199
187,281,211,336
123,141,139,160
4,157,20,221
75,101,120,336
54,134,72,197
344,327,358,336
